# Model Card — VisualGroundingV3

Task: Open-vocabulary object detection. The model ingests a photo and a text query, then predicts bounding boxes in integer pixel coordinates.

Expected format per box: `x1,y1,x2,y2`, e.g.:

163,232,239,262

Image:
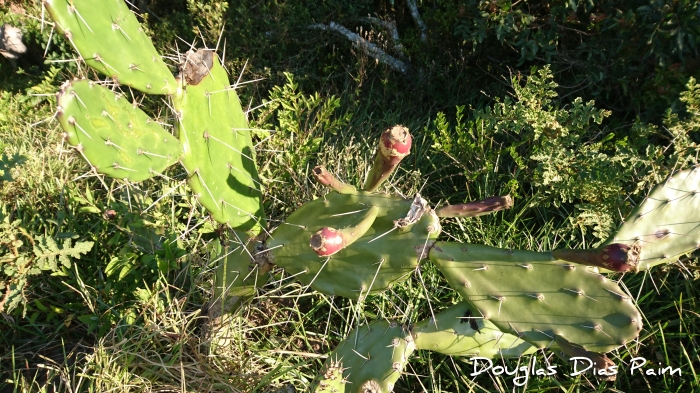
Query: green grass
1,1,699,392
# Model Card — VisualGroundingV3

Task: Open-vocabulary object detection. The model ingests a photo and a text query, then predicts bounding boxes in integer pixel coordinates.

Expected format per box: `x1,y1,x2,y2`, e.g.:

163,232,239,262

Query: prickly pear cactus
268,192,440,299
44,0,177,94
313,320,415,393
56,80,182,181
45,1,264,232
430,242,642,353
288,125,689,391
174,49,265,233
42,3,697,390
44,0,266,321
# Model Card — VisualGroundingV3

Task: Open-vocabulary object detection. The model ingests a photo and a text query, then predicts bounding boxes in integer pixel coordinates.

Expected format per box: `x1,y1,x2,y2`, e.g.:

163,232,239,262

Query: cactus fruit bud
436,195,514,218
552,243,641,272
363,125,412,192
180,49,214,85
379,124,412,158
309,206,380,256
312,165,356,194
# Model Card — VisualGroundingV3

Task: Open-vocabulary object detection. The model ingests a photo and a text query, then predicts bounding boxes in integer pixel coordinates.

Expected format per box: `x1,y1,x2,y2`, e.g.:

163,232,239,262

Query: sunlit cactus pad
268,192,441,299
56,80,182,181
44,0,177,94
604,166,700,271
313,357,347,393
174,50,265,233
412,301,536,358
315,320,415,393
430,242,642,353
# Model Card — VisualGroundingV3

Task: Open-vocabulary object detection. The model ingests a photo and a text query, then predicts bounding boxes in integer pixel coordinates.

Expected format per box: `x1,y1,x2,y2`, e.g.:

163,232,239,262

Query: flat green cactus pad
430,242,642,353
312,358,347,393
57,80,182,181
174,50,265,234
321,320,415,393
604,167,700,271
44,0,177,94
268,192,441,299
412,301,536,358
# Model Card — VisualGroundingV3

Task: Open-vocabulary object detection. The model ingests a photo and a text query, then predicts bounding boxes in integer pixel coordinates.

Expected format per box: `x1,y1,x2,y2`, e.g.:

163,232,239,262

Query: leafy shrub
428,65,665,240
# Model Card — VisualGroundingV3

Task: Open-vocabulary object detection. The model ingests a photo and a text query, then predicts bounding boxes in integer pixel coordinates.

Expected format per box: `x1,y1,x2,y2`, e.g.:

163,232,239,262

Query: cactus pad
319,320,415,393
44,0,177,94
174,50,265,234
56,80,181,181
312,357,347,393
268,192,440,299
430,242,642,353
604,166,700,271
412,301,536,358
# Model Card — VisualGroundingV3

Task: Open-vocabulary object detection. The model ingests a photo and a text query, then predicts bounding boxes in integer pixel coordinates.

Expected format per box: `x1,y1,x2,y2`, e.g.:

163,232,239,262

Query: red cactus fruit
310,227,345,257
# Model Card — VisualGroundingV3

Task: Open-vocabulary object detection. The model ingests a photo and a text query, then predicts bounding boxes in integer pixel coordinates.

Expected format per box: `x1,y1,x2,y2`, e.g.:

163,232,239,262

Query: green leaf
105,257,122,278
78,206,101,214
33,236,93,271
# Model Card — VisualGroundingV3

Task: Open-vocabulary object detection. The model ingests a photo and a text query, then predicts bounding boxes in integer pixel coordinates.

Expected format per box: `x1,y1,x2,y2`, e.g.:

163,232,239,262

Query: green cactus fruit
312,165,356,194
44,0,177,94
268,192,440,299
436,195,514,218
174,49,265,234
56,80,182,181
552,243,640,272
363,125,412,192
603,166,700,271
319,320,415,393
310,206,379,257
430,242,642,353
312,357,347,393
412,301,536,358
